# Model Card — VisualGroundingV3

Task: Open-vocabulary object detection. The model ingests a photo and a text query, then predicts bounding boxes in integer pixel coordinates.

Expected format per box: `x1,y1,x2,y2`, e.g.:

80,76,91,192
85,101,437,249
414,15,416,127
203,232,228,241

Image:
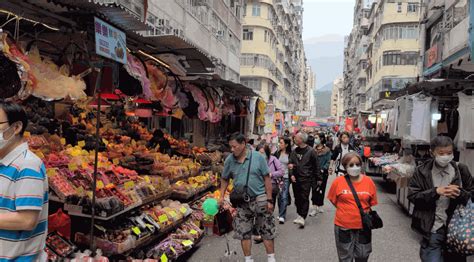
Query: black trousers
312,170,329,206
294,177,313,219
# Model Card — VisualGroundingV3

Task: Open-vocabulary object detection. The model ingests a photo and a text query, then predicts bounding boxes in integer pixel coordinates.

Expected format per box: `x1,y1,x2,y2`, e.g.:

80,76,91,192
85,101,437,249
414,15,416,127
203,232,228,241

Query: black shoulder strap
244,151,253,192
344,175,365,216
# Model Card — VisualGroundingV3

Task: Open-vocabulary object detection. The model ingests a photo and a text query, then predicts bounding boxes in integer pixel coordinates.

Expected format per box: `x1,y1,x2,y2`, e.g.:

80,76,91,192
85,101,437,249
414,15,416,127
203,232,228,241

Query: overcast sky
302,0,355,40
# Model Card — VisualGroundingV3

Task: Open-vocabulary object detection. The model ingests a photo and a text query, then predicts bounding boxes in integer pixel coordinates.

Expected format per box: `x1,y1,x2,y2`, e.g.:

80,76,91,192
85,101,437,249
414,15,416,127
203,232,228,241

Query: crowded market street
188,175,422,262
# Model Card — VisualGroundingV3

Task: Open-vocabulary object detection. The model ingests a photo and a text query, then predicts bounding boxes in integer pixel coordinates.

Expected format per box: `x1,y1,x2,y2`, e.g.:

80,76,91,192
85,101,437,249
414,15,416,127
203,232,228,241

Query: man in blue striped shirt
0,102,48,261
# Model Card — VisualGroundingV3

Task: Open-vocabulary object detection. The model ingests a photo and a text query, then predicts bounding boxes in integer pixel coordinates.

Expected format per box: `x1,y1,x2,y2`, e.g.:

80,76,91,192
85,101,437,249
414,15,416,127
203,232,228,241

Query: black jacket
407,159,474,237
331,144,357,172
289,146,321,181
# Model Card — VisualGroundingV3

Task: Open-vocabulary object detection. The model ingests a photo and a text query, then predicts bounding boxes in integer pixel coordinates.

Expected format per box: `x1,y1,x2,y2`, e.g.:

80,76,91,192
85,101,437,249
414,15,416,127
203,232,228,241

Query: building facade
344,0,422,114
142,0,243,81
240,0,307,113
331,77,344,120
422,0,473,79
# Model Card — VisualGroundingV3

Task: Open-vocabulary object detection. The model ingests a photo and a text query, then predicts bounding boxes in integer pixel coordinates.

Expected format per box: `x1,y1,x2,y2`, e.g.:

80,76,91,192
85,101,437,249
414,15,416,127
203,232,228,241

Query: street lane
187,175,470,262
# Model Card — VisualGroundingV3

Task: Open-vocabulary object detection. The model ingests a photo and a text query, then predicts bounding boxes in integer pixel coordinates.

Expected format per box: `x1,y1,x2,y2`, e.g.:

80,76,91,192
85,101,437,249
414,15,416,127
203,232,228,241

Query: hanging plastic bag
48,208,71,239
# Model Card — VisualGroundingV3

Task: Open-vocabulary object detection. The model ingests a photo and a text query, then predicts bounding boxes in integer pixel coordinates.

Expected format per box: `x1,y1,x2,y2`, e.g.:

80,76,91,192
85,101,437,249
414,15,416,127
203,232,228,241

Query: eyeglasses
348,163,361,168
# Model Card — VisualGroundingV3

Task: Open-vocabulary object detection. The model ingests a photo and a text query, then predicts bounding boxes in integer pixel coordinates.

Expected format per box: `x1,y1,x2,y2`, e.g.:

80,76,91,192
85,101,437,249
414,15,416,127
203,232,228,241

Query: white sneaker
294,216,305,227
318,206,324,213
278,217,285,224
309,206,318,217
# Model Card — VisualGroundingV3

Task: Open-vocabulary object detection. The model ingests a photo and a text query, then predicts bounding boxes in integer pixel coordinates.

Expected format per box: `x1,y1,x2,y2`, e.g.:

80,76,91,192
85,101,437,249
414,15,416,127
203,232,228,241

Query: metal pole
90,65,103,252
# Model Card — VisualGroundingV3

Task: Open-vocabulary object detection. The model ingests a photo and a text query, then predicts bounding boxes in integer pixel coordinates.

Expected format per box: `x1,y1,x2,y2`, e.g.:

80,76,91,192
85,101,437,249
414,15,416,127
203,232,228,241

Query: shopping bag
48,208,71,239
446,199,474,256
214,209,234,236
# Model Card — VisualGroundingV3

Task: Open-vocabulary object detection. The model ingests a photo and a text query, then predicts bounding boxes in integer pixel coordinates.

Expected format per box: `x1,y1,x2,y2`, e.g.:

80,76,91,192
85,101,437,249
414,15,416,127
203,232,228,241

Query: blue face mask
315,139,321,145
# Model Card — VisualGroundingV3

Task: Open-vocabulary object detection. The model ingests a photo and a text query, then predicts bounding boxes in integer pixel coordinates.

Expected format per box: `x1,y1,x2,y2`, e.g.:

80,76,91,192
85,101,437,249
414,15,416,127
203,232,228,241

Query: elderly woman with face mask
328,152,378,262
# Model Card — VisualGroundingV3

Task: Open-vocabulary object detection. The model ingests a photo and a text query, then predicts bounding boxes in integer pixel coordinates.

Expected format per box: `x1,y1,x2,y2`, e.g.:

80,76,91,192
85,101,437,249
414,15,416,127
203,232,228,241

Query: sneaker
279,217,285,224
294,216,305,227
309,207,318,217
318,206,324,213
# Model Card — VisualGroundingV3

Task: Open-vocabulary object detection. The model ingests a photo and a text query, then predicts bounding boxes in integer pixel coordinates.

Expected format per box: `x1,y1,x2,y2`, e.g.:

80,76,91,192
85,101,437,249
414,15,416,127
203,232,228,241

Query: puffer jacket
316,145,331,171
407,159,474,237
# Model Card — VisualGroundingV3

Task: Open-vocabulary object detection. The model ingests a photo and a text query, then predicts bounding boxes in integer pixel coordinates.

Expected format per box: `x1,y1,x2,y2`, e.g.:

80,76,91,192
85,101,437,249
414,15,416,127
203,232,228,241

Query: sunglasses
348,163,361,168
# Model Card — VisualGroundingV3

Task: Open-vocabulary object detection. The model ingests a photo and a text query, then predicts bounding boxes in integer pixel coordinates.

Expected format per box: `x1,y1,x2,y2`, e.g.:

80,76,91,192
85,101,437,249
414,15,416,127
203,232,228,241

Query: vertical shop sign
264,104,275,134
94,17,127,64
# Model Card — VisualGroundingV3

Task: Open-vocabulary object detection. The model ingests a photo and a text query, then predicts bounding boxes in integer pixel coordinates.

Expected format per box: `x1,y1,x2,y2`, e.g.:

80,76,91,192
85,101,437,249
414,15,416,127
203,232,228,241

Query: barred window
243,28,253,40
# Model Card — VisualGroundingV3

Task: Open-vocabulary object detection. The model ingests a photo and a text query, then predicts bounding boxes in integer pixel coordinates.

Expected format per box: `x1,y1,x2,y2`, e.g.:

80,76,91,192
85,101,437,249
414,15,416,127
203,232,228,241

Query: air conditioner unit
216,30,225,37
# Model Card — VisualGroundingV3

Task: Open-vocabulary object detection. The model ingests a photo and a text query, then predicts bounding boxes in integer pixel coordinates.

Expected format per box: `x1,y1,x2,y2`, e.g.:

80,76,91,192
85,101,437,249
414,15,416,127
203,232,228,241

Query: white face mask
435,154,454,167
0,126,13,149
346,166,361,177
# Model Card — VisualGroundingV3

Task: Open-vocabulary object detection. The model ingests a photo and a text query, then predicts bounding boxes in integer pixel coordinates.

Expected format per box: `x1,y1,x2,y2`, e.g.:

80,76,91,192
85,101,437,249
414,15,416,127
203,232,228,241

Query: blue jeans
278,178,290,219
420,227,466,262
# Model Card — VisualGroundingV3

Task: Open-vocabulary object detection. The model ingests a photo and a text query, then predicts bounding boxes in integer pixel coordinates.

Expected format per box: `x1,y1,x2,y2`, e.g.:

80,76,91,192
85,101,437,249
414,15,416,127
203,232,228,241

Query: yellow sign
68,163,78,171
124,181,135,190
144,176,151,183
385,91,391,98
96,180,105,190
60,138,66,145
182,240,193,247
169,211,178,218
180,207,187,214
190,229,198,235
131,226,141,235
160,254,168,262
46,168,57,178
112,158,120,165
158,214,168,223
78,141,86,148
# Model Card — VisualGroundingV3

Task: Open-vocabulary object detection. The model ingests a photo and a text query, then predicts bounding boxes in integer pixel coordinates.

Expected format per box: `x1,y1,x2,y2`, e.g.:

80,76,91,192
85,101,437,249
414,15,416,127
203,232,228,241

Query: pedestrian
0,101,48,261
219,133,276,262
330,131,356,176
289,131,321,228
274,137,292,224
309,135,331,216
254,144,284,243
327,152,378,262
407,136,474,262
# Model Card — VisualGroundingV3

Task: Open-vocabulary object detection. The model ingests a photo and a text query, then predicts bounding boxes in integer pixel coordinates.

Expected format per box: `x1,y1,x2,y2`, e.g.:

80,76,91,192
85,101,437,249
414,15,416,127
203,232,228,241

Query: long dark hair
281,137,292,154
256,144,271,159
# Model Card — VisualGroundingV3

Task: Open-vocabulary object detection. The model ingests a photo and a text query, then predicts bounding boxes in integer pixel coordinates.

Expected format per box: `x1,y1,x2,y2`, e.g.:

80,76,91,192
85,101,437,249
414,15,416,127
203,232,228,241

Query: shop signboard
94,17,127,64
295,111,311,117
425,44,439,68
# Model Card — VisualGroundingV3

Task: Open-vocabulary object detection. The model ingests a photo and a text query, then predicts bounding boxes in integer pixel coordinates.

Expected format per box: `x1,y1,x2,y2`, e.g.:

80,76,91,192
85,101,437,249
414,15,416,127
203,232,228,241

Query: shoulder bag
229,151,253,207
344,175,383,230
447,165,474,255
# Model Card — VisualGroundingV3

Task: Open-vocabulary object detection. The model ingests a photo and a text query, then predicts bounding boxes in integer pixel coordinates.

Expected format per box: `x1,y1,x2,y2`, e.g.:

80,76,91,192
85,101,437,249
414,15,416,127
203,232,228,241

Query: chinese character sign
94,17,127,64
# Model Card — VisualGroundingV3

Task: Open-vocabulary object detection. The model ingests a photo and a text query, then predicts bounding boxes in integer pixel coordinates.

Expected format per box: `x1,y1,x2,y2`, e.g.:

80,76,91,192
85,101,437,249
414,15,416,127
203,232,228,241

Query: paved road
186,176,471,262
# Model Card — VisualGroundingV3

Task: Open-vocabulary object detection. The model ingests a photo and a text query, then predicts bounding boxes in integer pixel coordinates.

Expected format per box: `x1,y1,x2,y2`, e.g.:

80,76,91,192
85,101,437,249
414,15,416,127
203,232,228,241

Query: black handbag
229,151,253,207
344,175,383,230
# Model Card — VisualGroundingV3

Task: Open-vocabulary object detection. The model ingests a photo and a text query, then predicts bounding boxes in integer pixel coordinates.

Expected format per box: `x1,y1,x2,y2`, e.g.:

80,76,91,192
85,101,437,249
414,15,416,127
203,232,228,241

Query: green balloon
202,198,219,216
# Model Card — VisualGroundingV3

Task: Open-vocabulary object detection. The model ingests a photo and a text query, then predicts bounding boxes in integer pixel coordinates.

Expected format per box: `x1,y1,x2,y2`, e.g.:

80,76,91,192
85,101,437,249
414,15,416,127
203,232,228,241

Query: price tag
86,191,93,199
64,204,83,213
182,240,193,247
160,254,168,262
78,141,86,148
158,214,168,223
60,138,66,145
96,181,105,190
131,226,141,235
144,175,151,183
169,211,178,218
76,186,85,195
102,138,109,146
24,131,31,137
124,181,135,190
68,163,78,171
112,158,120,165
190,229,198,235
180,207,187,214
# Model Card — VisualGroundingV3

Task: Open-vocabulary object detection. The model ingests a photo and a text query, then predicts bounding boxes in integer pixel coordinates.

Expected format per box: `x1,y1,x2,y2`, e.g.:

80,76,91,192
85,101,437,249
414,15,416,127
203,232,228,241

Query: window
264,30,268,42
243,28,253,40
243,3,247,17
252,3,261,16
382,24,419,40
407,3,418,13
397,2,402,13
383,51,418,66
241,78,262,91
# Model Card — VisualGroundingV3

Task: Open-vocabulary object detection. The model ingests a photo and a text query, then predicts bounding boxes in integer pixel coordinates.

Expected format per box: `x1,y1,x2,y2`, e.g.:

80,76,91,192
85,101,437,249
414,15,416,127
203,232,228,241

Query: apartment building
142,0,243,81
331,77,345,120
422,0,473,79
344,0,422,114
240,0,308,113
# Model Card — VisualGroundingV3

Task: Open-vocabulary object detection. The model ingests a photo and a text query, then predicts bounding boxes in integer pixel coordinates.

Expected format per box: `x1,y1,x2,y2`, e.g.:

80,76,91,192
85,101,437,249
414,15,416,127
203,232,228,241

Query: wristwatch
267,199,273,203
